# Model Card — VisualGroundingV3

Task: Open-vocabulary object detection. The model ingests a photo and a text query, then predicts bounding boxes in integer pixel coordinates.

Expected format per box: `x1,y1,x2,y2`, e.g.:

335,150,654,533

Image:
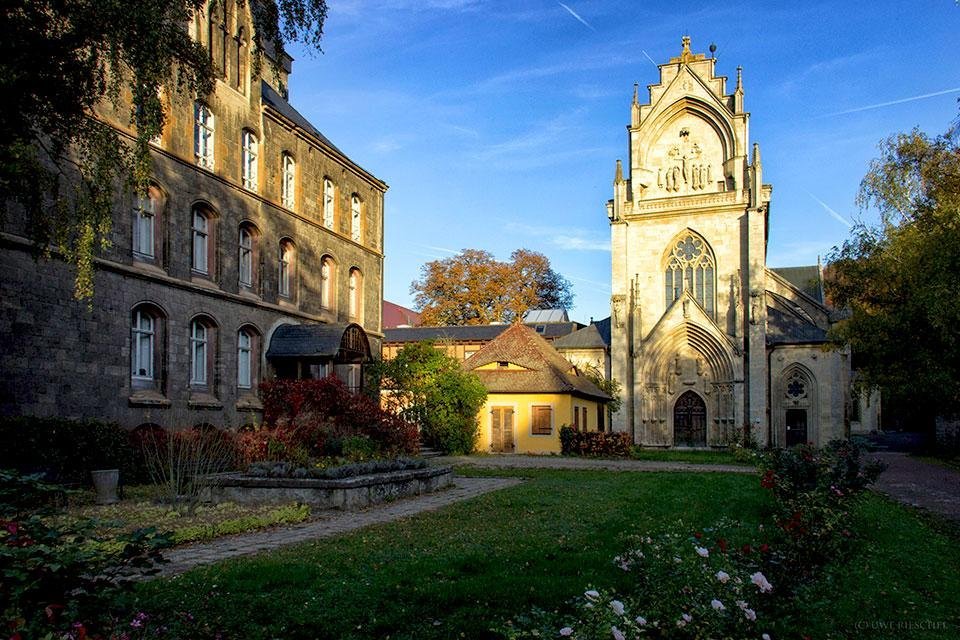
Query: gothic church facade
608,38,878,448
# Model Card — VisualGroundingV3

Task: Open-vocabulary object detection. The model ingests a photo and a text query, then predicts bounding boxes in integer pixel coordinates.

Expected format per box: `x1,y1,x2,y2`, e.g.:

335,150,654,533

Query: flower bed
210,464,453,510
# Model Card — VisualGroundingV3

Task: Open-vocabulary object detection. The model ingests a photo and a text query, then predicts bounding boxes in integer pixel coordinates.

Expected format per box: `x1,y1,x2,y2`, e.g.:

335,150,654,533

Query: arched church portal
673,390,706,447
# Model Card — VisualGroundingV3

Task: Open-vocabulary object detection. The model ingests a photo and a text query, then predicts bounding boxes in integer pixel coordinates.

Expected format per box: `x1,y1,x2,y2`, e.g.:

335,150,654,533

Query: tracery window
785,370,809,401
664,232,715,316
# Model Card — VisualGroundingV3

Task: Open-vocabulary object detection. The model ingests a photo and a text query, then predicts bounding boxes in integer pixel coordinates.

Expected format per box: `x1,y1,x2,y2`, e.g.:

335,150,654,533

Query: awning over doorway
266,323,372,362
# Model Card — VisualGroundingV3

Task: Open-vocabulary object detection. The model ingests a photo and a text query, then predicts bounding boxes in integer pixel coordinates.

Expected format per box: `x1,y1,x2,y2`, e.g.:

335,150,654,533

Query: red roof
382,301,421,328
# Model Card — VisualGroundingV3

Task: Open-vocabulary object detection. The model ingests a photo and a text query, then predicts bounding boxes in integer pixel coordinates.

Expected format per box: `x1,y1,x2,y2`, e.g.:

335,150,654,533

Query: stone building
0,2,386,429
607,37,878,448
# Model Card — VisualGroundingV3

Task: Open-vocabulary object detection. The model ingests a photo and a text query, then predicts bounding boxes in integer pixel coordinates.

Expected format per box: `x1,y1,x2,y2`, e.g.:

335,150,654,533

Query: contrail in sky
808,193,852,228
642,49,658,67
824,87,960,117
558,2,595,31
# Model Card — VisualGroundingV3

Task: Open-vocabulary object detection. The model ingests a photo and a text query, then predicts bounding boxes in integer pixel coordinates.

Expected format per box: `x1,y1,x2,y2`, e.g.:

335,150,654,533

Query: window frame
350,194,362,243
348,267,363,320
194,103,215,169
189,319,209,386
322,178,335,230
241,129,259,192
131,310,155,382
191,208,212,275
281,153,296,209
132,190,157,260
278,239,295,300
320,255,336,310
237,327,259,390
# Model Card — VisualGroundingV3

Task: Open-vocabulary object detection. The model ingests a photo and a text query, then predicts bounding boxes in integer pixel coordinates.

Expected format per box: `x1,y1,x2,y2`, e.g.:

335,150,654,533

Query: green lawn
628,447,747,465
131,469,959,639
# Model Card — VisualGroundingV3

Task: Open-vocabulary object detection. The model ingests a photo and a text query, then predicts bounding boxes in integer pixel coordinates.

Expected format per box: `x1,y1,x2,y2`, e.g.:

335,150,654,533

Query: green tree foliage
582,364,623,415
371,342,488,454
0,0,327,300
411,248,574,325
826,126,960,416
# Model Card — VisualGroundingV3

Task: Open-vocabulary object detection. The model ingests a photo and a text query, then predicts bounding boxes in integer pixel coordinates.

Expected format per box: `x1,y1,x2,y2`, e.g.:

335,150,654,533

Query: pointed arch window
323,178,335,229
241,129,258,191
321,255,336,310
664,232,715,316
350,194,362,243
281,153,296,209
194,103,215,168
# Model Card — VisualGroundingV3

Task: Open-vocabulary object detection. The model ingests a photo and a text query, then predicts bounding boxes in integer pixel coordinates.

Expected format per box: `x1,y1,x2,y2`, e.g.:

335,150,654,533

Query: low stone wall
209,466,453,510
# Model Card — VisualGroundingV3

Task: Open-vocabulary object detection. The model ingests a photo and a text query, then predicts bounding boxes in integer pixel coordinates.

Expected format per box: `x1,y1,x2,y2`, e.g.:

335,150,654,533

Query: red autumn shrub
559,426,632,457
258,377,419,459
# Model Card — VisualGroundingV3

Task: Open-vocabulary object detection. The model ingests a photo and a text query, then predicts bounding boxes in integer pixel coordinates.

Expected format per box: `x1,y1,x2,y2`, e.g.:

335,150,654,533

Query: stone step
418,446,444,458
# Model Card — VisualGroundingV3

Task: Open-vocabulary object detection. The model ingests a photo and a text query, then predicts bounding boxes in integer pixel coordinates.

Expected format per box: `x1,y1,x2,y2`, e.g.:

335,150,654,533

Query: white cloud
505,222,610,252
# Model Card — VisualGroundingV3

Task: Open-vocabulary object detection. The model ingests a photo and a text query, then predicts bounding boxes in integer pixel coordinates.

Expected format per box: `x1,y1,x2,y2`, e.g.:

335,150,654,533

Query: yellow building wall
475,393,604,454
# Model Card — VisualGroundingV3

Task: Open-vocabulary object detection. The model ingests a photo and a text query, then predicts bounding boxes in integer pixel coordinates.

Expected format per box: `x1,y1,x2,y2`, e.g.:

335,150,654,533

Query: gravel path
869,452,960,522
436,454,754,474
150,476,521,578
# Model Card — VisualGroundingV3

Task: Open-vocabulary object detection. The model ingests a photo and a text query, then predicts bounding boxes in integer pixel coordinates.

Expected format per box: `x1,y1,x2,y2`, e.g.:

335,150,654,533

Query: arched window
189,316,218,387
664,231,715,316
132,186,162,260
281,153,296,209
131,303,165,389
237,326,260,390
321,255,336,310
194,103,215,168
278,239,295,299
241,129,258,191
350,194,362,243
237,223,258,289
191,206,217,276
323,178,335,229
349,267,363,320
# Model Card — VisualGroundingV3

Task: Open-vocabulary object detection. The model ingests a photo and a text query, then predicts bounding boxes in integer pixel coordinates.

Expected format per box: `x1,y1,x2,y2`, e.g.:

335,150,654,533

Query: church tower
608,36,771,447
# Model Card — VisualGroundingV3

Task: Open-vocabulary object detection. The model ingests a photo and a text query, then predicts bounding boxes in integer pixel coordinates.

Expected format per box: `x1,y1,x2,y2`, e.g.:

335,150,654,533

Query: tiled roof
464,324,611,401
593,317,612,347
384,322,581,344
382,301,421,328
552,324,607,350
770,265,823,303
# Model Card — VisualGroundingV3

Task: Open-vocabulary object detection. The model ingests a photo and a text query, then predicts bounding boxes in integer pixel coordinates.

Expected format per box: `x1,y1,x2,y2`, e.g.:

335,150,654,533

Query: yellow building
464,324,611,454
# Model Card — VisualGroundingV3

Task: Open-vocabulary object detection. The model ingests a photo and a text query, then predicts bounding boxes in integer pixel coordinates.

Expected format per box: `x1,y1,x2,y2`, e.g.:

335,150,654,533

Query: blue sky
287,0,960,324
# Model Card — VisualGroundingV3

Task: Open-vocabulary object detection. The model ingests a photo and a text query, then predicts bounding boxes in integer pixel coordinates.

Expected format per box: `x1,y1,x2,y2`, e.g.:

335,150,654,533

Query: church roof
464,324,611,401
766,305,828,345
770,266,823,304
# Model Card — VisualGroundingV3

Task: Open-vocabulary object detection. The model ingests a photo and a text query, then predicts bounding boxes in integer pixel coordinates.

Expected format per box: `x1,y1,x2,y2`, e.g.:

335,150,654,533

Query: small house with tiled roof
464,323,610,454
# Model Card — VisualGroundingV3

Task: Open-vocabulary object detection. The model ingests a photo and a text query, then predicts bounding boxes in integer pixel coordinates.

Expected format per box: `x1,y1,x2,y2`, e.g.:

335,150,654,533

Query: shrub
139,427,239,514
369,342,487,454
560,426,632,457
258,377,419,458
757,439,885,583
0,469,170,639
0,417,137,485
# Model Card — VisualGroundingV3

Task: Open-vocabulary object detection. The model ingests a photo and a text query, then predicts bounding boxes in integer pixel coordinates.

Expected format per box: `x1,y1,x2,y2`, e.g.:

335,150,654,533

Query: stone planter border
209,465,453,510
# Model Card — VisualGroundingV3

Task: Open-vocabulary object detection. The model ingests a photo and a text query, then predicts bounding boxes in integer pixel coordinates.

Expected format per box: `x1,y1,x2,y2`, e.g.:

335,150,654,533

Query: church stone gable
642,113,726,197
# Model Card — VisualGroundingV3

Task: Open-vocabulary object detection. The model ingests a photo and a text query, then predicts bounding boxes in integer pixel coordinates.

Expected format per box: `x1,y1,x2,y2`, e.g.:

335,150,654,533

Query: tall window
190,319,210,385
237,328,253,389
350,195,362,242
320,256,335,309
132,190,157,259
238,226,254,287
348,268,362,319
281,153,296,209
131,309,155,381
664,232,716,316
194,103,214,168
241,129,258,191
192,208,210,274
278,240,295,298
323,178,335,229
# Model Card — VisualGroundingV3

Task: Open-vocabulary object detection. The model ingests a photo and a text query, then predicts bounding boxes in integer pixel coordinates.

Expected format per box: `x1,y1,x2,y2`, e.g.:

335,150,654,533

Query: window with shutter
531,405,552,435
